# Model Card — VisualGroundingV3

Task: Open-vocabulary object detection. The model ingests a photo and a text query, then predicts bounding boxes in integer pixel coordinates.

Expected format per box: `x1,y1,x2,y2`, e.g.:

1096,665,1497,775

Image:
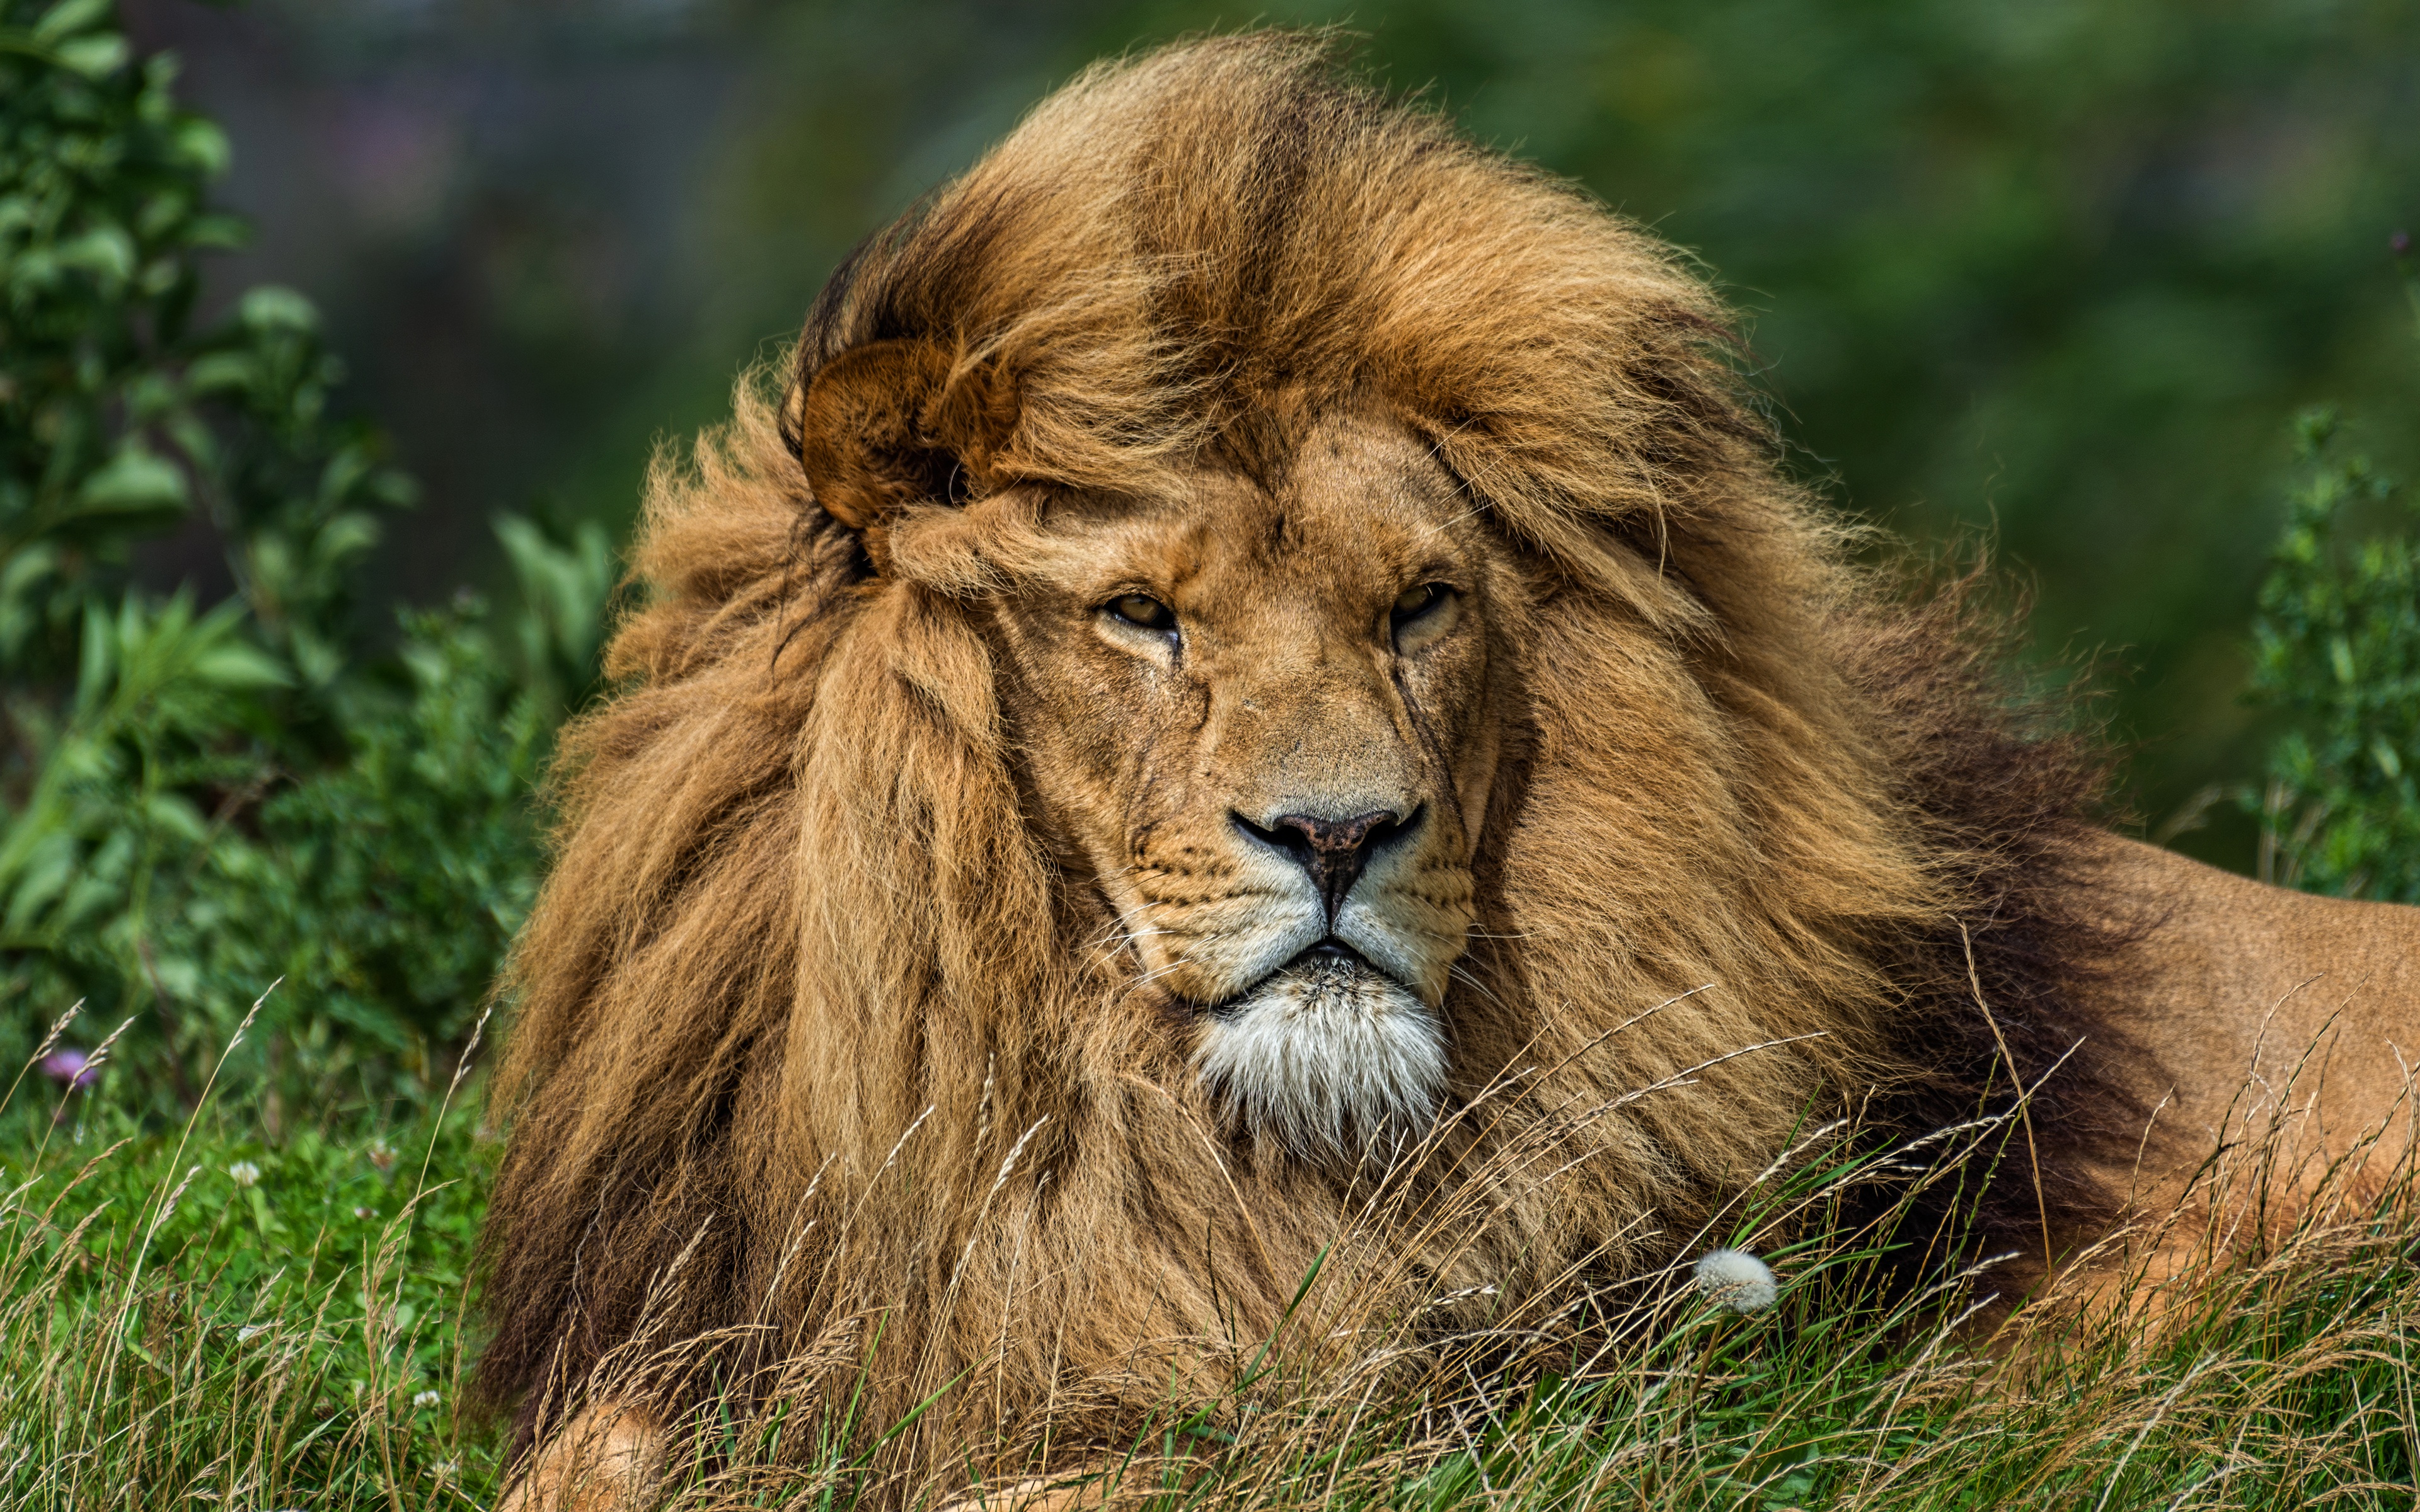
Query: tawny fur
475,33,2417,1502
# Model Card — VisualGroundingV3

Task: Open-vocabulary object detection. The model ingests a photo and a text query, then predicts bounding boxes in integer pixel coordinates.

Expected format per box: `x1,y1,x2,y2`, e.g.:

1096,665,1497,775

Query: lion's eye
1392,583,1447,623
1390,581,1459,655
1109,594,1177,633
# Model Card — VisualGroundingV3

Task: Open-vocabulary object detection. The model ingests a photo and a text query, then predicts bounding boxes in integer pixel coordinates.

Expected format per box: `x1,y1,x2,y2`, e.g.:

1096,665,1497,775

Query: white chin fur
1194,955,1447,1159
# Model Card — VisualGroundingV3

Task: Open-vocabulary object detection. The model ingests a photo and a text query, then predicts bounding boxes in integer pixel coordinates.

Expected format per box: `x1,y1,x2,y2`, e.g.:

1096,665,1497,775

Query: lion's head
478,32,2140,1485
918,411,1518,1152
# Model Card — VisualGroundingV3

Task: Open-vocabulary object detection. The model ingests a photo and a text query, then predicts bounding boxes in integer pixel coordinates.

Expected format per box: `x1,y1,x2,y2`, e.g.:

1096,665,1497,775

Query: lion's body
478,35,2418,1508
2082,839,2419,1264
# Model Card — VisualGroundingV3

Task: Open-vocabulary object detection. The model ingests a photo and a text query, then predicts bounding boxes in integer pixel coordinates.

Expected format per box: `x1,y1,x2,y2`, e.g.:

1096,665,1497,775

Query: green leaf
173,117,231,178
183,352,255,394
238,285,318,333
54,224,136,282
185,213,246,249
188,639,290,691
73,444,188,517
52,30,124,77
30,0,112,45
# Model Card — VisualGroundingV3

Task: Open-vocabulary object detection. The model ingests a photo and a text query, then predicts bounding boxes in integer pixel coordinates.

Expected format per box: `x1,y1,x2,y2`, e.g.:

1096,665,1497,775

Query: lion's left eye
1392,583,1448,623
1108,594,1177,633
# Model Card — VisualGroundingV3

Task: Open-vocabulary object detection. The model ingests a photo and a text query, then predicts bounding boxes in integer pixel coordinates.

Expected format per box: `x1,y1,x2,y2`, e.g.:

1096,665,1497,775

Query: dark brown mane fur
475,32,2147,1486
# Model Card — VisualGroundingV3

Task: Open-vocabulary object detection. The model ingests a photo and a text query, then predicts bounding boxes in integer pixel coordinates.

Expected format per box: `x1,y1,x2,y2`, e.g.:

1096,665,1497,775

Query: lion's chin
1194,950,1447,1160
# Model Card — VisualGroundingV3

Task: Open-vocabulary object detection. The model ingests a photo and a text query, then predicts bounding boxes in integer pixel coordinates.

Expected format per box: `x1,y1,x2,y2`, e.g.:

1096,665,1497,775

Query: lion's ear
795,339,969,532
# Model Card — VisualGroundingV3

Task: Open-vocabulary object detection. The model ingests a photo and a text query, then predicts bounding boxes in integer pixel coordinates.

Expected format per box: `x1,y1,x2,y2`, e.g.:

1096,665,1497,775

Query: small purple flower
2394,230,2412,258
40,1049,98,1089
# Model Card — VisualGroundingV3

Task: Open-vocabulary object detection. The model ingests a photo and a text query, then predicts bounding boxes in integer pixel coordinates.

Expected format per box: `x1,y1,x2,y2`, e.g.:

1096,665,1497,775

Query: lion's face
983,411,1518,1153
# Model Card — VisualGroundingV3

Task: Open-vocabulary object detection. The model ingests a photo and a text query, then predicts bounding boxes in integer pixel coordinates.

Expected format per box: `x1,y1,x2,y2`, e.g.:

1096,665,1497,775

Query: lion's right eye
1391,582,1445,623
1390,581,1460,655
1107,595,1177,634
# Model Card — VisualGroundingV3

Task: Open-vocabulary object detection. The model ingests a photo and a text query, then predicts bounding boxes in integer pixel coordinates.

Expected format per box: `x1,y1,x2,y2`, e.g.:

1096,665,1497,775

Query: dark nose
1236,808,1417,927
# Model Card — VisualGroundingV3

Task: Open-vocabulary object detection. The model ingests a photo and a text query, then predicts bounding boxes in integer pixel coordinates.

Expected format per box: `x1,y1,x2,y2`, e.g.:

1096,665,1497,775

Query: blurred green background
124,0,2420,871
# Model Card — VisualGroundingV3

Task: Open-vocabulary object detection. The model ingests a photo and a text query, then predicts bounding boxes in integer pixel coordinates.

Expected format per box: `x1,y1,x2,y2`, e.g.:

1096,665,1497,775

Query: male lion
480,33,2419,1509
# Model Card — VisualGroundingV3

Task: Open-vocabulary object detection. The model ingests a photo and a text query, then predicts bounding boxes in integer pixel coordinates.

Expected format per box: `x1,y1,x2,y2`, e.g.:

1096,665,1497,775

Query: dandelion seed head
1693,1247,1778,1312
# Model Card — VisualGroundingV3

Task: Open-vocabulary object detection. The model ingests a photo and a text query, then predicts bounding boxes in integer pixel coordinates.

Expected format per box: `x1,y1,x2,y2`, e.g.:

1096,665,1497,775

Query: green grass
4,1018,2415,1511
0,1013,507,1507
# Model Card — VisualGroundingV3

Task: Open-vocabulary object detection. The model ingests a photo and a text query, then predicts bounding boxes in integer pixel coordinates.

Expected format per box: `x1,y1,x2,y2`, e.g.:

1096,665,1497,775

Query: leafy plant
2244,250,2420,902
0,0,614,1114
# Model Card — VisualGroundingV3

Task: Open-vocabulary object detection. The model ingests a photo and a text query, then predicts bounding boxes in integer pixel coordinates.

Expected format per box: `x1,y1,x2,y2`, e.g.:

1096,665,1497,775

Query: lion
476,33,2420,1510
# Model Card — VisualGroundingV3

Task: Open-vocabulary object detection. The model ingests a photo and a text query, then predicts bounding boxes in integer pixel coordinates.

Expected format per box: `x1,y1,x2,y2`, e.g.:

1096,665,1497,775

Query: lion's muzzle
1169,799,1466,1154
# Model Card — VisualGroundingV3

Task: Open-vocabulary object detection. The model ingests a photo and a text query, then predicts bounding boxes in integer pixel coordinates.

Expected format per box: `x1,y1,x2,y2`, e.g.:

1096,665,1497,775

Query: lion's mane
478,32,2143,1478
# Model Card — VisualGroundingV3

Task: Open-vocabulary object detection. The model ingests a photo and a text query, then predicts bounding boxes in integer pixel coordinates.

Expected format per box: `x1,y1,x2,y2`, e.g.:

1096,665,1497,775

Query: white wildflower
413,1389,442,1409
236,1324,268,1343
1693,1247,1778,1312
227,1160,260,1188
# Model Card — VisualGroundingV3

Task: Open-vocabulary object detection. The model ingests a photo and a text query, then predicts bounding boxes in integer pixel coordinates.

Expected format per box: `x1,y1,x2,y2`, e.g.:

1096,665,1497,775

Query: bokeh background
122,0,2420,871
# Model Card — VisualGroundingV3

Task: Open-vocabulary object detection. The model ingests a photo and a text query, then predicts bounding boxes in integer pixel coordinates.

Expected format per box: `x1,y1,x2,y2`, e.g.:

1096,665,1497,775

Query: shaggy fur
477,33,2146,1487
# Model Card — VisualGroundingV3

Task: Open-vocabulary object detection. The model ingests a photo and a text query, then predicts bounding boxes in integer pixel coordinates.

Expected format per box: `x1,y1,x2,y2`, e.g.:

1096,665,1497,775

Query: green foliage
2246,410,2420,902
0,0,614,1113
2245,250,2420,904
0,0,381,679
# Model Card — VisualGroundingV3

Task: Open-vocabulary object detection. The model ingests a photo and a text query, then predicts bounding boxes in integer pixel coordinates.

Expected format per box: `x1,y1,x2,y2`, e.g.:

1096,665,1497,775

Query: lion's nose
1235,807,1419,927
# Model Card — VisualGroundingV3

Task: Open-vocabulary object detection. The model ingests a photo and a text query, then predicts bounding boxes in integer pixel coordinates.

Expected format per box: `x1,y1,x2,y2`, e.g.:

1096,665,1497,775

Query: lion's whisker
1128,958,1198,988
1446,961,1507,1009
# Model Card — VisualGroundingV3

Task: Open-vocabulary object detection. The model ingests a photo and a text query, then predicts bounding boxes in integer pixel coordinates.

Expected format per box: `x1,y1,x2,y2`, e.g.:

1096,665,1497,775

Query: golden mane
478,32,2141,1484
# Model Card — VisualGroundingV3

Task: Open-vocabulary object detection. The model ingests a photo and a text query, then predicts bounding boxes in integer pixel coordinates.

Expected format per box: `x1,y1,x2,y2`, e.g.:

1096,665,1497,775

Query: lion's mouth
1292,937,1377,973
1207,937,1387,1016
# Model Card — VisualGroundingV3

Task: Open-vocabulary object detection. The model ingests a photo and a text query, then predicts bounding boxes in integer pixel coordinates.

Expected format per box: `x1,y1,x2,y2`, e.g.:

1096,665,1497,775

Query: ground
4,1062,2414,1510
